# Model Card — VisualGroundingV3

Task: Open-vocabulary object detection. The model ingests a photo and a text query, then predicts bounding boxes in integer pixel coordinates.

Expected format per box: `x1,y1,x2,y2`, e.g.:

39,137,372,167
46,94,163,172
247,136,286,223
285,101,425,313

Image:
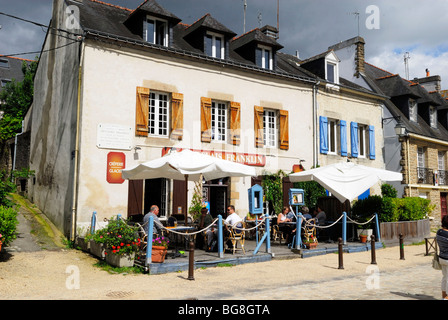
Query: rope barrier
346,214,376,226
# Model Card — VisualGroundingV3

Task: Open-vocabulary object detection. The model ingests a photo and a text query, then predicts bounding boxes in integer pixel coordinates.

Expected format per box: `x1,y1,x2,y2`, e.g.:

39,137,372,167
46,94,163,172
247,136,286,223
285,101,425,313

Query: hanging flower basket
151,246,168,263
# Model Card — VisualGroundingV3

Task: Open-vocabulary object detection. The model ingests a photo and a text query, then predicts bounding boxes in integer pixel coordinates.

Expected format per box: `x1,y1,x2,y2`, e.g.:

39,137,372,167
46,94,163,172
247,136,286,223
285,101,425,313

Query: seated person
197,207,213,249
302,206,312,220
143,205,163,236
278,206,294,245
315,206,327,226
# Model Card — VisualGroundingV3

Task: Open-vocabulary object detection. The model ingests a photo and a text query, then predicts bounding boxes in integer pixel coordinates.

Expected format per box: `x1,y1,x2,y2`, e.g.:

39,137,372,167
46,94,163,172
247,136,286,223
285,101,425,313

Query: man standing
143,205,163,236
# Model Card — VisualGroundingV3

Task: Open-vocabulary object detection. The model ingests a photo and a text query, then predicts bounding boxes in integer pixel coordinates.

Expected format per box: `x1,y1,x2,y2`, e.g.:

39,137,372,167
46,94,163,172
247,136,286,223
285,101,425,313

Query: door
441,193,447,221
127,180,143,220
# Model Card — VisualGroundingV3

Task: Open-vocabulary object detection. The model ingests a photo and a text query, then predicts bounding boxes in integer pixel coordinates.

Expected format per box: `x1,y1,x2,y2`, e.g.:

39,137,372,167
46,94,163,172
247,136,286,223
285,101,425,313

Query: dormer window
326,62,336,83
430,106,437,128
144,16,168,46
0,58,9,69
256,45,273,70
409,99,417,122
205,32,224,59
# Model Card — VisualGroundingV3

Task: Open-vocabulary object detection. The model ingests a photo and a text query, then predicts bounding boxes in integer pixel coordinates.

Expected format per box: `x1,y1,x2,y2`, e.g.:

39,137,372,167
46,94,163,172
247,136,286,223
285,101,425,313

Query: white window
211,101,227,142
326,62,336,83
430,106,437,128
205,32,224,59
358,125,368,158
328,119,338,154
145,17,168,46
256,46,273,70
263,110,277,148
439,151,446,171
148,92,169,137
409,99,417,122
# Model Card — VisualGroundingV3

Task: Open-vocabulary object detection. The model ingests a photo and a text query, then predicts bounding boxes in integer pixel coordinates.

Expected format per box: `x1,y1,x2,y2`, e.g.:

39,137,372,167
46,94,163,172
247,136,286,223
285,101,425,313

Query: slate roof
65,0,382,96
0,56,34,90
363,62,448,141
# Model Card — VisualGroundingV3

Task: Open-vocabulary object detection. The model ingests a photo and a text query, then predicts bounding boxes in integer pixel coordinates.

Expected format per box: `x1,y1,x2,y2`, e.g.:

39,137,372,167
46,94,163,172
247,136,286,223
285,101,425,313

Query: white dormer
144,15,169,46
325,51,340,86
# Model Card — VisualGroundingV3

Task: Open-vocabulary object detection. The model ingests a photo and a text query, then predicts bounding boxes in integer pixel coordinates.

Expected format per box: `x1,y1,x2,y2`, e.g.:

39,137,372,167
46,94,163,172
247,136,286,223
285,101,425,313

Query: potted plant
151,236,170,263
357,228,373,243
102,218,140,268
89,228,107,259
303,235,318,249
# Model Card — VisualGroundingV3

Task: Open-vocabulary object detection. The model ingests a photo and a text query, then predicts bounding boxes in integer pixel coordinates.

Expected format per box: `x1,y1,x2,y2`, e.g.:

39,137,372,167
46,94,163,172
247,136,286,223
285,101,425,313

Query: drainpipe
70,41,84,241
313,80,321,168
11,120,25,182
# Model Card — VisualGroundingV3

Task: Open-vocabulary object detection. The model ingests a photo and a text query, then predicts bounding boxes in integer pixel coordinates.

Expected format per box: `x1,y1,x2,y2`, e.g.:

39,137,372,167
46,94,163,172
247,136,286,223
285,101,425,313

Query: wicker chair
226,221,246,254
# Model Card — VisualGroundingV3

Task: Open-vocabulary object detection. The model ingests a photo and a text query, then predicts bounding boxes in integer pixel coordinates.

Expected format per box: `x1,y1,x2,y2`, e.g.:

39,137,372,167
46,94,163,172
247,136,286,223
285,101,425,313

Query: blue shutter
340,120,347,157
320,116,328,154
369,125,376,160
351,122,358,158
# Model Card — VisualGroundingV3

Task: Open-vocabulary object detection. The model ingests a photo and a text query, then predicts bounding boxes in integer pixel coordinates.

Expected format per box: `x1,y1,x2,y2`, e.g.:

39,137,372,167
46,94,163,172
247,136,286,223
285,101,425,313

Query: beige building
25,0,386,238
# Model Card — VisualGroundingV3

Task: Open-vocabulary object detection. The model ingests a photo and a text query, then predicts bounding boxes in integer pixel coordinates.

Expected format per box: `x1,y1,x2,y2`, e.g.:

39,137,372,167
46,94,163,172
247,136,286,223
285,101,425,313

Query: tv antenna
243,0,247,33
257,11,262,28
404,52,411,80
350,11,360,37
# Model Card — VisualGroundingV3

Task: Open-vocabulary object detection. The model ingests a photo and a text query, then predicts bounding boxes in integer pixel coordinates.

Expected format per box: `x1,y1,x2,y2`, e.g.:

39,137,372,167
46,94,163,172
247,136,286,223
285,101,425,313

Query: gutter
70,40,85,241
313,81,320,167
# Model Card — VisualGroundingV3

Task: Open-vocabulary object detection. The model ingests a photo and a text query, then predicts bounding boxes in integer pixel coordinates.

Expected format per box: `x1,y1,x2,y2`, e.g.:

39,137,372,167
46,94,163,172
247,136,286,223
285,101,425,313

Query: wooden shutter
279,110,289,150
230,102,241,146
136,87,150,136
170,92,184,140
201,97,212,143
319,116,328,154
254,106,264,148
127,180,143,217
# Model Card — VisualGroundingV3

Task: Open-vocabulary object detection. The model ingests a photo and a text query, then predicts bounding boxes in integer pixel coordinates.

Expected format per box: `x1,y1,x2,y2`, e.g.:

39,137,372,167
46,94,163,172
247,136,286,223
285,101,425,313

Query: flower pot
359,234,368,243
105,250,135,268
357,229,373,239
89,240,105,259
305,242,318,250
151,246,167,263
76,237,90,252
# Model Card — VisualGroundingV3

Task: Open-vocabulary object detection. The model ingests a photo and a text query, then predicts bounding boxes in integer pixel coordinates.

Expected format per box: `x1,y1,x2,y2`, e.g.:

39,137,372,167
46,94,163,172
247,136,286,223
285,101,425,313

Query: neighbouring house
330,36,448,226
24,0,386,239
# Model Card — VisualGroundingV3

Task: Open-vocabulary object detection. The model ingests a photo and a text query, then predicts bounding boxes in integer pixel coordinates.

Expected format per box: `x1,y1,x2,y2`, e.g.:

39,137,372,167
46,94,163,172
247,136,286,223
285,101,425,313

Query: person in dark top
436,215,448,300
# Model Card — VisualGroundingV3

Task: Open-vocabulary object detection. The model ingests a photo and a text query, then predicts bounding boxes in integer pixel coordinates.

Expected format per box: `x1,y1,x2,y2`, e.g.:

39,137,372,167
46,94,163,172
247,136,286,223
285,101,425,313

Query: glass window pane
146,20,155,43
256,48,263,68
327,63,335,82
216,37,222,58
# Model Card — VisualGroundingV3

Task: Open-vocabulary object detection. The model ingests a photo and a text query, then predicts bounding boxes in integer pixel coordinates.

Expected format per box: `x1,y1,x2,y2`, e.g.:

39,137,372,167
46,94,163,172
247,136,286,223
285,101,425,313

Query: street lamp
382,116,407,136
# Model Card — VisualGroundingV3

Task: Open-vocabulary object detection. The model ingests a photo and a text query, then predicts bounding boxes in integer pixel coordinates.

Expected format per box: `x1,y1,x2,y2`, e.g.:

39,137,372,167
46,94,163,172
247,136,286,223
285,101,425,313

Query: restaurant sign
107,152,125,184
162,147,266,167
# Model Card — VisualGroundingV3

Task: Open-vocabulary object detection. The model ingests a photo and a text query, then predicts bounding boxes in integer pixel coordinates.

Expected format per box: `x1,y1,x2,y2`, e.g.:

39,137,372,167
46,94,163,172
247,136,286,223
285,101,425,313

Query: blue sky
1,0,448,87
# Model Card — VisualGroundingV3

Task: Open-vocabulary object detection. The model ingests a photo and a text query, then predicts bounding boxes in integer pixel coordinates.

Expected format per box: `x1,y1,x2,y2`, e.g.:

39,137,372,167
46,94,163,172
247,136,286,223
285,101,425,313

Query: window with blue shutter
320,116,328,154
340,120,347,157
369,125,375,160
351,122,358,158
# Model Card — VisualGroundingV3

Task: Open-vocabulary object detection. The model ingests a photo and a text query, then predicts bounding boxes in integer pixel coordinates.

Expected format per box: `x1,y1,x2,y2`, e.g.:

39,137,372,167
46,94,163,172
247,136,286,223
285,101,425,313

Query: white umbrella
288,162,402,203
122,149,257,221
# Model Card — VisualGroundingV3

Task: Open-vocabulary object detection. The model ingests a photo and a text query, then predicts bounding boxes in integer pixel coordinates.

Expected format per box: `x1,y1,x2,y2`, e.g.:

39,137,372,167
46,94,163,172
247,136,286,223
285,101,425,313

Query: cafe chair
226,221,246,254
271,218,286,244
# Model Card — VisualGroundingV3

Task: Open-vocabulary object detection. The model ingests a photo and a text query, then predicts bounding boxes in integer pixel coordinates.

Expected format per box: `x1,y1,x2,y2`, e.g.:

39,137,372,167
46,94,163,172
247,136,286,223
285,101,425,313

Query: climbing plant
262,170,286,214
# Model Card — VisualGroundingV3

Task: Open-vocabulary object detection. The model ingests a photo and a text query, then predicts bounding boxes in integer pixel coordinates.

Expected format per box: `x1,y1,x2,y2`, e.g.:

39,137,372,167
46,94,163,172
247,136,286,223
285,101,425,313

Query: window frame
145,16,168,46
256,45,273,70
148,91,170,137
430,106,438,128
357,124,369,158
409,99,418,122
211,100,228,142
263,109,277,148
328,119,338,155
205,31,225,59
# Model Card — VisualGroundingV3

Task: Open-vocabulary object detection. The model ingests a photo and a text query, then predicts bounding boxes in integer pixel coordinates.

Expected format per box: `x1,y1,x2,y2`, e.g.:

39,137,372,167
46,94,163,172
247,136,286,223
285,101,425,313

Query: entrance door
441,193,448,221
204,178,229,218
144,178,169,219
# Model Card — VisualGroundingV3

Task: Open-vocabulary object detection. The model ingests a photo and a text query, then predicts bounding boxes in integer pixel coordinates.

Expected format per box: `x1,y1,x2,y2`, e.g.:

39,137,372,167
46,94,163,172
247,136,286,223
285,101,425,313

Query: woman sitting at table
278,207,294,245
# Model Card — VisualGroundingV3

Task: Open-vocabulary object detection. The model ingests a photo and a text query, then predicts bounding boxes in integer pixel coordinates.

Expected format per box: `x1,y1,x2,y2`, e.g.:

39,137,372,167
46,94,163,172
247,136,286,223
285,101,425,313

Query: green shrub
0,206,19,246
381,183,397,198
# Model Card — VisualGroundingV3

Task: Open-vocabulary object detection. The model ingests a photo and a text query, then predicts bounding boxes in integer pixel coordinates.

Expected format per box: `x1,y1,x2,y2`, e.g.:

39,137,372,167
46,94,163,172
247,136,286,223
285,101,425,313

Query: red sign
107,152,125,184
162,147,266,167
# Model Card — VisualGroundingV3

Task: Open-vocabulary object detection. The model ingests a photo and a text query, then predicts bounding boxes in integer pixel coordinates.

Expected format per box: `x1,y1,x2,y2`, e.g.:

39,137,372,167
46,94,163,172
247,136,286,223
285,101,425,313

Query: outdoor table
166,225,197,252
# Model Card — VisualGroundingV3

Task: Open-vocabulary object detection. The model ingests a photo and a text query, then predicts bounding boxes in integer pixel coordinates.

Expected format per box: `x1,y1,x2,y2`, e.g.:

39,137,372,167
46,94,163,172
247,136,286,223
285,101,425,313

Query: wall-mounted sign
162,147,266,167
107,152,125,184
97,123,132,150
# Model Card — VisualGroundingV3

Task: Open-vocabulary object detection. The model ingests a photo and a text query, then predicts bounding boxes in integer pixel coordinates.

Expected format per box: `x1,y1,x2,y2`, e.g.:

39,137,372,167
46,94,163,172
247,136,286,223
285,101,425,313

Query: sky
1,0,448,88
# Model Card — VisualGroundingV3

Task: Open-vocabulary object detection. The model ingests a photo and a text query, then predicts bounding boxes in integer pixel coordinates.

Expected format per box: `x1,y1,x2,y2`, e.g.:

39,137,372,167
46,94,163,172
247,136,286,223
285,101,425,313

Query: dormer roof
126,0,181,24
375,74,421,99
184,13,236,38
231,28,283,51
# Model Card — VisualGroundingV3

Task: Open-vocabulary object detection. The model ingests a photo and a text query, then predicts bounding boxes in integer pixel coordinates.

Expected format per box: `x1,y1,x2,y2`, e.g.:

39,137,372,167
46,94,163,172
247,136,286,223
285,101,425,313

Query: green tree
0,58,38,142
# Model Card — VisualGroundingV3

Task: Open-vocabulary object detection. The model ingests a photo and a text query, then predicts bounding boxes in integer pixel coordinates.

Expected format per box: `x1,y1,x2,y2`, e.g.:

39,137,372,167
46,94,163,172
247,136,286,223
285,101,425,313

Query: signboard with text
107,152,125,184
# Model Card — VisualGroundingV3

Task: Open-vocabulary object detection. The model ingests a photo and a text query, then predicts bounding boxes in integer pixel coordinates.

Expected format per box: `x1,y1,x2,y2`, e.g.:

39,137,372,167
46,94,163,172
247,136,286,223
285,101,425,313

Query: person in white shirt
225,205,243,227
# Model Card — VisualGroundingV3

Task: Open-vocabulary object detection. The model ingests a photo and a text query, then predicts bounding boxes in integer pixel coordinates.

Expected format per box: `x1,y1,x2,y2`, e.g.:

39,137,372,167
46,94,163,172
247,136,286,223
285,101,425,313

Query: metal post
218,215,224,258
117,214,121,221
399,233,405,260
145,215,154,267
370,235,377,264
374,213,381,243
342,212,347,245
90,211,97,234
255,214,259,245
188,241,195,280
265,214,271,253
338,237,344,269
295,207,302,250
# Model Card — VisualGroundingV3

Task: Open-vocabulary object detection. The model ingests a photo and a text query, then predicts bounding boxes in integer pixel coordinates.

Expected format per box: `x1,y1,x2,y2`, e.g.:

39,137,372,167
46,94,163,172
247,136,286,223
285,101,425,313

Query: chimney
295,51,300,59
260,25,279,40
414,72,442,92
354,37,366,78
426,68,430,77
